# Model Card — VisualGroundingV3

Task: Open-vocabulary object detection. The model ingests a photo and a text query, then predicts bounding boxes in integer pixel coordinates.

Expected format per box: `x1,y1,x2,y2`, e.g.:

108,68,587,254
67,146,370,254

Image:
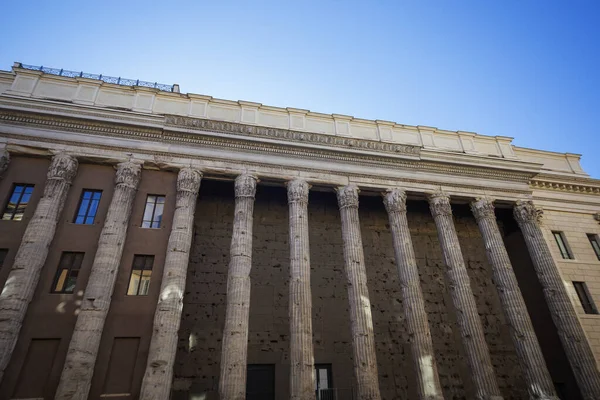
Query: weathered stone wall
174,182,530,399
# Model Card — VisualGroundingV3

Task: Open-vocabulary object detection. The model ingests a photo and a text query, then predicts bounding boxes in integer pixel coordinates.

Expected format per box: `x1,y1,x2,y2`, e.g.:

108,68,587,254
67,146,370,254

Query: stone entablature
0,64,588,177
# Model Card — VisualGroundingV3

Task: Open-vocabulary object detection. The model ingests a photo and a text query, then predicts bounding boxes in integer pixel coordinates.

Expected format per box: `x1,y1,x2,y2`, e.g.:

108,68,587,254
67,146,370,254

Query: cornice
0,109,539,187
530,179,600,195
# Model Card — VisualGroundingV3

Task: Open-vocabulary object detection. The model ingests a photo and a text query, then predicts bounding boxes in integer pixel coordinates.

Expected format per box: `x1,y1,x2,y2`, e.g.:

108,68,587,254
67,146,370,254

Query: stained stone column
514,200,600,400
0,153,77,383
428,191,503,400
0,148,9,177
383,189,444,400
287,179,315,400
139,168,202,400
336,185,381,400
55,161,141,400
219,174,258,400
472,198,558,400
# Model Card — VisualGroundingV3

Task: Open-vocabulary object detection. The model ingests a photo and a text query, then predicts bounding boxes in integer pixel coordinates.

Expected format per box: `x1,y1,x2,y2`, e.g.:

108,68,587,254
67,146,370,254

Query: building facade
0,63,599,400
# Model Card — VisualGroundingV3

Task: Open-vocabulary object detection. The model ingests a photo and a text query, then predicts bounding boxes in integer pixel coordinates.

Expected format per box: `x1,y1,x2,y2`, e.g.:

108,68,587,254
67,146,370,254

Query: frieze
165,115,421,157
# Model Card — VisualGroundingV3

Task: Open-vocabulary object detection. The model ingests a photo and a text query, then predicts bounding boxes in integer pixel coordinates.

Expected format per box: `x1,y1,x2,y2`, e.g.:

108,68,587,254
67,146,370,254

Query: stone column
514,200,600,400
219,174,258,400
428,191,502,400
55,161,141,400
139,168,202,400
0,153,77,383
336,185,381,400
472,198,558,400
0,148,9,177
383,189,444,400
287,179,315,400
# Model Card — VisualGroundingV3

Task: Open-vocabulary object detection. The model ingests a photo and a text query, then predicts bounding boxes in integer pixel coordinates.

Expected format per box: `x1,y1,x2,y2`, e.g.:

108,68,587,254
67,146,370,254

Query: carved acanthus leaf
47,153,78,183
428,190,452,217
513,200,543,224
336,185,359,209
234,174,257,198
177,168,203,194
115,161,142,189
287,179,310,204
383,189,407,213
470,197,496,221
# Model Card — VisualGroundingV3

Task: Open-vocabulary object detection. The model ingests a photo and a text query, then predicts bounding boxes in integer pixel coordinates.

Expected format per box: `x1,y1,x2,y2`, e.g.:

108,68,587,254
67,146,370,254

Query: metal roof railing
16,62,177,93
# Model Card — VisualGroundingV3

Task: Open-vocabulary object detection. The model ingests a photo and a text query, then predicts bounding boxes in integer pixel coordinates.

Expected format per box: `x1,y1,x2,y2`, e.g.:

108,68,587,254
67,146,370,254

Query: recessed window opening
52,252,84,294
587,234,600,261
2,184,34,221
142,195,165,228
573,281,597,314
127,255,154,296
552,231,573,259
74,189,102,224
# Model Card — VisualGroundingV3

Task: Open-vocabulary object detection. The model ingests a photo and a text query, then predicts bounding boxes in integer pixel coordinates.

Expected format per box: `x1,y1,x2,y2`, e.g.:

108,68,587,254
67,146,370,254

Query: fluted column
219,174,258,400
139,168,202,400
0,153,77,383
0,148,9,177
55,161,141,400
336,185,381,400
384,189,444,400
428,191,502,400
287,179,315,400
472,198,558,400
514,200,600,400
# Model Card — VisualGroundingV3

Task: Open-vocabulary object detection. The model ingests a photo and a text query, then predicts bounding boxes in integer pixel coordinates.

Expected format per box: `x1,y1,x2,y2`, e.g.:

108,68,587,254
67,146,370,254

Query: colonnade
0,153,599,399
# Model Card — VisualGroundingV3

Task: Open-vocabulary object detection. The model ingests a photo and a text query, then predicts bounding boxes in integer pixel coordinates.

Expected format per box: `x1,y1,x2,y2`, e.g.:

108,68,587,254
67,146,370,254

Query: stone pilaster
287,179,315,400
428,191,502,400
0,153,77,383
336,185,381,400
514,200,600,400
384,189,444,400
55,161,141,400
219,174,258,400
139,168,202,400
472,198,558,400
0,148,9,177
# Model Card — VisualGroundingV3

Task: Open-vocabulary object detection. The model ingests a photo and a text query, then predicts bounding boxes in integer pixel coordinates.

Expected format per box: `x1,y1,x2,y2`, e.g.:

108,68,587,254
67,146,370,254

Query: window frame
141,194,165,229
2,183,34,221
73,189,102,225
126,255,154,296
552,231,574,260
573,281,598,315
51,252,84,294
587,234,600,261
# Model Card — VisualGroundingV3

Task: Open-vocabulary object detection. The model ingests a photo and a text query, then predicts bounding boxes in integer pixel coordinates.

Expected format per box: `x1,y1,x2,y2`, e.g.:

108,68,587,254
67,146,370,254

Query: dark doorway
246,364,275,400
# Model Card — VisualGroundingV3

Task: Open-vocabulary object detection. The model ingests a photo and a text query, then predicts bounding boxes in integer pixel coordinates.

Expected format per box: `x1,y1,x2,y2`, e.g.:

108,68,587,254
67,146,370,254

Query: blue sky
1,1,599,176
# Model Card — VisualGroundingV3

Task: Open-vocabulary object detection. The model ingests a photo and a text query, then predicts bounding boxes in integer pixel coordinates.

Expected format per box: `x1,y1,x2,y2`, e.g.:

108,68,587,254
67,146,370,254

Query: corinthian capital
115,161,142,189
47,153,78,183
428,190,452,217
383,189,407,213
513,200,543,224
287,179,310,204
234,174,257,198
470,197,496,221
336,185,359,209
177,168,203,194
0,148,9,174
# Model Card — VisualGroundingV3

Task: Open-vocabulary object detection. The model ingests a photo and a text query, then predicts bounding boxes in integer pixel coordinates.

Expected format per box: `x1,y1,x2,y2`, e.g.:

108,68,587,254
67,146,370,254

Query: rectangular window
74,189,102,224
552,231,573,259
51,252,84,294
588,234,600,261
127,255,154,296
2,184,34,221
141,195,165,228
0,249,8,268
246,364,275,400
315,364,333,400
573,281,597,314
